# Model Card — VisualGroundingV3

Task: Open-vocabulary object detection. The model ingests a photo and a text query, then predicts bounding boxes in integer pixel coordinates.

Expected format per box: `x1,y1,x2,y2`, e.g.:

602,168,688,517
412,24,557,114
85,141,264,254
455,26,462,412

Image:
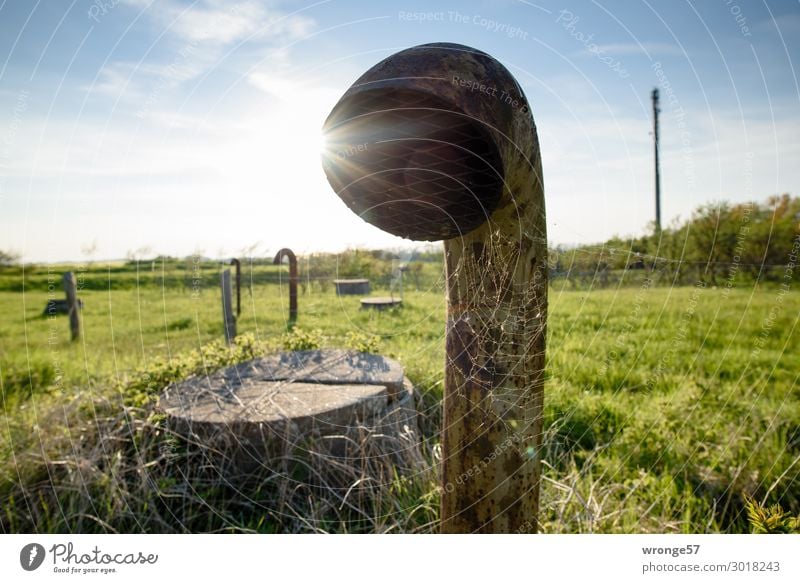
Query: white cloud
89,54,205,101
127,0,315,46
87,1,319,121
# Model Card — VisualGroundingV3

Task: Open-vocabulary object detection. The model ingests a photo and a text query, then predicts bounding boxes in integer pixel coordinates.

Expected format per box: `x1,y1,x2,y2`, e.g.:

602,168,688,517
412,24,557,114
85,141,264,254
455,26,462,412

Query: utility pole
652,87,661,233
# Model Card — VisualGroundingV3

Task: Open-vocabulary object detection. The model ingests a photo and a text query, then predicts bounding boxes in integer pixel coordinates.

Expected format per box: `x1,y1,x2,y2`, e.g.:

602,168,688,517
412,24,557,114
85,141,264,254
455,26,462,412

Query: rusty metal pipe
230,258,241,317
321,43,547,533
273,248,298,325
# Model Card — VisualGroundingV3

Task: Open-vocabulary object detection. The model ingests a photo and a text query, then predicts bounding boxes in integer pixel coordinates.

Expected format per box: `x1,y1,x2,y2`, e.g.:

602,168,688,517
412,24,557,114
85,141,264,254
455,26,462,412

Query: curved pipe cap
321,43,535,242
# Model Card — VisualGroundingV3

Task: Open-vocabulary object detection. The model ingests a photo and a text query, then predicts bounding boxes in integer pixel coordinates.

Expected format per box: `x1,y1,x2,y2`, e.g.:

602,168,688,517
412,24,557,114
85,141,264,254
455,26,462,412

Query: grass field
1,260,798,533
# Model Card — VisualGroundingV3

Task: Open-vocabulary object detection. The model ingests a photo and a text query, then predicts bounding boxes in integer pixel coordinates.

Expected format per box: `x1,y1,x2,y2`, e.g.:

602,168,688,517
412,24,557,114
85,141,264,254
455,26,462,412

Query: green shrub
123,333,268,407
745,496,800,533
344,331,381,354
0,360,56,400
282,327,324,351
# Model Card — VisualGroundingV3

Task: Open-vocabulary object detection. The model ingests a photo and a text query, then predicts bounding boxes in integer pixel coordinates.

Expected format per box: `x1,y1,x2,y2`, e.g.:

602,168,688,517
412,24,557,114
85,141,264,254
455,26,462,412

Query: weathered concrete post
321,43,547,533
230,258,241,317
63,272,80,341
273,248,298,325
221,269,236,344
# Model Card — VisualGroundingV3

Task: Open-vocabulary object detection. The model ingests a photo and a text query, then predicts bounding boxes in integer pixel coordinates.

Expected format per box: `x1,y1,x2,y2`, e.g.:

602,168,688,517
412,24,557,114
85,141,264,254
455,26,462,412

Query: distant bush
0,249,21,267
550,194,800,287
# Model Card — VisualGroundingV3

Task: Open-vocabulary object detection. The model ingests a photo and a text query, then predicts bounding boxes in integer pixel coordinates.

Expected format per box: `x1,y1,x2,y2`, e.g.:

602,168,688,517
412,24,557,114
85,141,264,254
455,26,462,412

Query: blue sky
1,0,798,262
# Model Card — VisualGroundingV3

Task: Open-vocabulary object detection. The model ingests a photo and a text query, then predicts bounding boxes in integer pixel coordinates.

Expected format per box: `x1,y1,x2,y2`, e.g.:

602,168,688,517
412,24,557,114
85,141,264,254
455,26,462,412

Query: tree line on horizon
2,194,797,289
550,193,799,287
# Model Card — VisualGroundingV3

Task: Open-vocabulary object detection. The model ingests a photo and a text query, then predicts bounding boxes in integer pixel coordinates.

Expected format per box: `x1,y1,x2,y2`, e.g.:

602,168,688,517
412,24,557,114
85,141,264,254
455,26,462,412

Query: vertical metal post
63,272,80,341
221,269,236,344
230,258,241,317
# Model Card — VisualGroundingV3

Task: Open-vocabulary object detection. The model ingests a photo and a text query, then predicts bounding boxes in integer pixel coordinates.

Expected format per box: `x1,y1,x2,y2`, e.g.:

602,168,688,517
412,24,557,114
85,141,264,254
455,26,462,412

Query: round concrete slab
221,349,407,401
161,380,388,437
158,350,419,467
360,297,402,310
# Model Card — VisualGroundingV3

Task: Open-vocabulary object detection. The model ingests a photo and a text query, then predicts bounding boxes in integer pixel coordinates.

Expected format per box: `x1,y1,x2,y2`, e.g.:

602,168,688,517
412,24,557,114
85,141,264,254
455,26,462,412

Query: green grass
1,262,798,533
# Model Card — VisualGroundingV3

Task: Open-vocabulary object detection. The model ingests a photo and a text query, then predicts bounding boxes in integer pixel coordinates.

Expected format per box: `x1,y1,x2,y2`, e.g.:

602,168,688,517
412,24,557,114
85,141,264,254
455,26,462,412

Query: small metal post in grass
230,258,241,317
63,271,80,341
273,248,298,326
221,268,237,344
322,43,547,533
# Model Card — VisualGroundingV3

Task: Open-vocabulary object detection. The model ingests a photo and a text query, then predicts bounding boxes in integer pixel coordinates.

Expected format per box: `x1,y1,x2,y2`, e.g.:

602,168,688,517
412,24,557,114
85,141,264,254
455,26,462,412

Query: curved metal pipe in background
321,43,547,533
273,248,298,325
